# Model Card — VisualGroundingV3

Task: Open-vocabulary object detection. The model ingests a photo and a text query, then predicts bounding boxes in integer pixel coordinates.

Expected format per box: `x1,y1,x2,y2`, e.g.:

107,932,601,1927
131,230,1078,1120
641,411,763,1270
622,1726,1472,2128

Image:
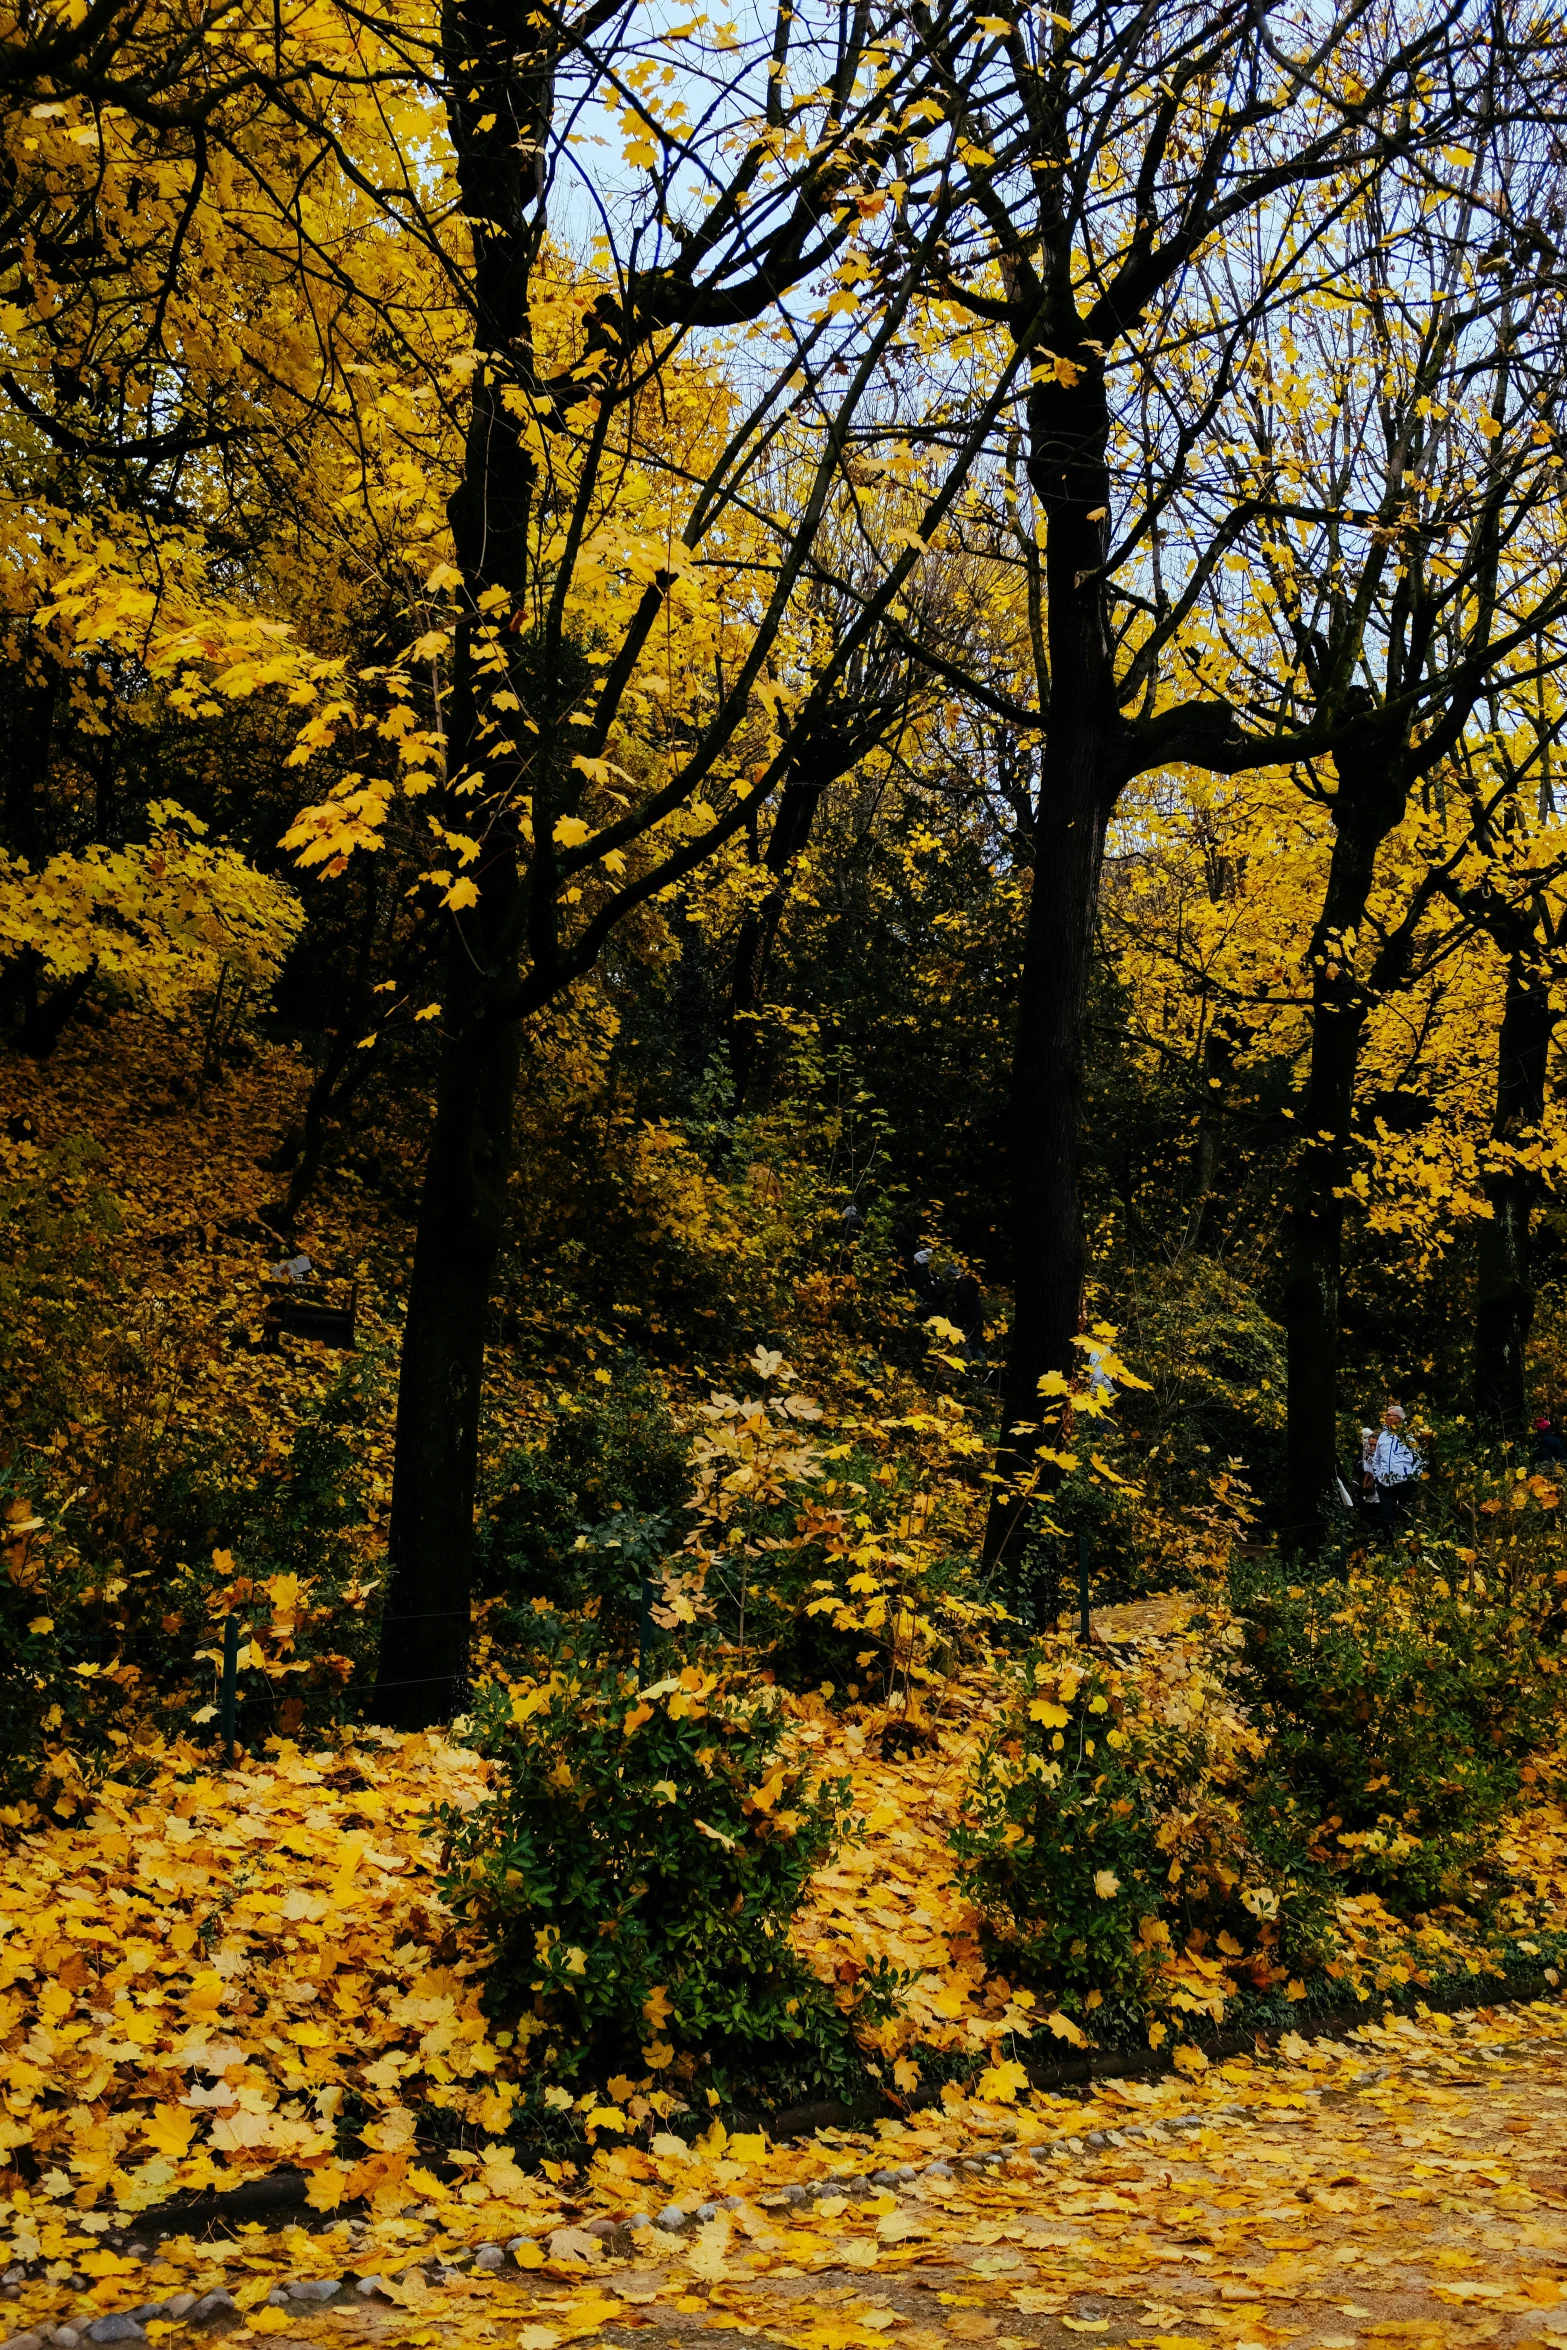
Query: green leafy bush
477,1355,688,1631
682,1369,995,1702
439,1629,861,2106
954,1629,1310,2040
1234,1547,1565,1913
0,1468,106,1797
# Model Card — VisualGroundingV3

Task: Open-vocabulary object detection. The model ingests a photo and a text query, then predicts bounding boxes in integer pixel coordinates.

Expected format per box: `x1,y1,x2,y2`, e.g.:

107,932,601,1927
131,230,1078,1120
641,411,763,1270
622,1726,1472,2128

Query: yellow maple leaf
976,2057,1029,2103
685,2218,732,2283
305,2163,350,2212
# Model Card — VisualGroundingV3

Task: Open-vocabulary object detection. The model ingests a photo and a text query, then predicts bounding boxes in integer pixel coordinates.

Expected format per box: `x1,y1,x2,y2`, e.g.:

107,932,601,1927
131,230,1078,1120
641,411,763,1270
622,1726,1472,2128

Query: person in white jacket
1367,1404,1422,1534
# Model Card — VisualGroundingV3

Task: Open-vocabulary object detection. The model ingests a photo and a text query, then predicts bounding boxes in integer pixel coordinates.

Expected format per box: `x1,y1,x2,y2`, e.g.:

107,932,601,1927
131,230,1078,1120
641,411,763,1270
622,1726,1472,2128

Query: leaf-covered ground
10,1014,1567,2350
2,1667,1567,2216
7,1987,1567,2350
9,1656,1567,2236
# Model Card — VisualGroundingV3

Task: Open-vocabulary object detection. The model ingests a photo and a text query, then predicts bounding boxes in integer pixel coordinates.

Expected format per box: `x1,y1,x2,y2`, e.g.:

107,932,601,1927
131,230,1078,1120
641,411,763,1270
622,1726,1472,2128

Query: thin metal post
1077,1531,1091,1645
221,1612,239,1765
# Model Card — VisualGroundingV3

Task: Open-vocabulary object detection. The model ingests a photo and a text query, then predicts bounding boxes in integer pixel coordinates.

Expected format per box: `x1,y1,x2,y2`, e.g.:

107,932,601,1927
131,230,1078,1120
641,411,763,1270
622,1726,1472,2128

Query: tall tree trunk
377,979,520,1724
1281,781,1391,1546
1474,960,1553,1435
17,959,96,1056
983,370,1117,1575
1184,1011,1239,1250
728,769,826,1108
373,0,543,1724
273,1027,357,1229
1,641,55,863
983,764,1108,1571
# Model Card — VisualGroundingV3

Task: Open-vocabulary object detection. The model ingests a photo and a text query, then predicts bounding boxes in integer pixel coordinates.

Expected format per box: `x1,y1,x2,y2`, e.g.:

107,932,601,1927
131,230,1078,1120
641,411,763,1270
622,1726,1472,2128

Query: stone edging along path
117,1945,1565,2247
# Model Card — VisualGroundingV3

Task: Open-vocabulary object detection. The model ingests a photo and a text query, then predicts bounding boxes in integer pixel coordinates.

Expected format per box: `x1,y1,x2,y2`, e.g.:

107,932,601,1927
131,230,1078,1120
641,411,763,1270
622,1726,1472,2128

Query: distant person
909,1243,940,1307
1533,1414,1567,1469
953,1272,984,1345
1338,1427,1375,1518
1353,1425,1379,1518
1366,1403,1422,1535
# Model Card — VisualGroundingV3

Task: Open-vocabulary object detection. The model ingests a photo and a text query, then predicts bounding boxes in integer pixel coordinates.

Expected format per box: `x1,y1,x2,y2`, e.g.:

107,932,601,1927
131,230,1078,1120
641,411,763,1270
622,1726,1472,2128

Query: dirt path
555,2000,1567,2350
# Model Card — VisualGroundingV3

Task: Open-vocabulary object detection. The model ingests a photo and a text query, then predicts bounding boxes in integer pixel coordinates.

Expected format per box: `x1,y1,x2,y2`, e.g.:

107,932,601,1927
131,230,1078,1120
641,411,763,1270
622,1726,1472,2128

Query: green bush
682,1377,995,1701
439,1625,863,2107
0,1466,105,1797
1233,1546,1565,1913
477,1355,688,1633
954,1631,1310,2038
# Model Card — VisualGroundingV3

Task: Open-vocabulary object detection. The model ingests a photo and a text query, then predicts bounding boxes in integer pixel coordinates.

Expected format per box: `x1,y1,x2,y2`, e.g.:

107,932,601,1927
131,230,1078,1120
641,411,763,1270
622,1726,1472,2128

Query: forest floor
6,1997,1567,2350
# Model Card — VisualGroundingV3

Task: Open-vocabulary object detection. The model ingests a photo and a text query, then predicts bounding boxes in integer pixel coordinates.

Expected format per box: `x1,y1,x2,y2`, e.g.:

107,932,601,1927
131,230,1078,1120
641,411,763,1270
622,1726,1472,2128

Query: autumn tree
261,0,1071,1721
1436,716,1567,1437
867,0,1567,1561
1179,160,1567,1534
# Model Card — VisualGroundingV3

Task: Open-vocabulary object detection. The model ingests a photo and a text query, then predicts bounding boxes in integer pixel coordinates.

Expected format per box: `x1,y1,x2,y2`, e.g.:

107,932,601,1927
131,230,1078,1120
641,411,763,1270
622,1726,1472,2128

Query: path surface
9,1999,1567,2350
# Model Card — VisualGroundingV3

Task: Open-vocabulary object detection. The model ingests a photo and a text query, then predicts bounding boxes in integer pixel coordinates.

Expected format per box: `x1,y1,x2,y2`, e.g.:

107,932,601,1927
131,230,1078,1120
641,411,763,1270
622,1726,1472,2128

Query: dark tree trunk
372,0,545,1724
983,371,1117,1574
728,770,826,1108
2,645,55,863
17,959,96,1056
1281,774,1395,1547
374,720,527,1727
1474,962,1553,1436
1185,1012,1239,1250
983,766,1108,1571
377,980,520,1724
274,1027,357,1229
272,876,385,1222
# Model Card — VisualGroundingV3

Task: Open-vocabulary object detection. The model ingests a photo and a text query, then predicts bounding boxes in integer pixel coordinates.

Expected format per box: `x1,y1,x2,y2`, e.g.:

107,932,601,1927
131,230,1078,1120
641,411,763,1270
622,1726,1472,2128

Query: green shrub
954,1630,1315,2039
477,1355,688,1632
0,1467,105,1796
439,1627,862,2107
1233,1546,1565,1913
683,1374,995,1701
90,1356,387,1745
1000,1470,1158,1634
